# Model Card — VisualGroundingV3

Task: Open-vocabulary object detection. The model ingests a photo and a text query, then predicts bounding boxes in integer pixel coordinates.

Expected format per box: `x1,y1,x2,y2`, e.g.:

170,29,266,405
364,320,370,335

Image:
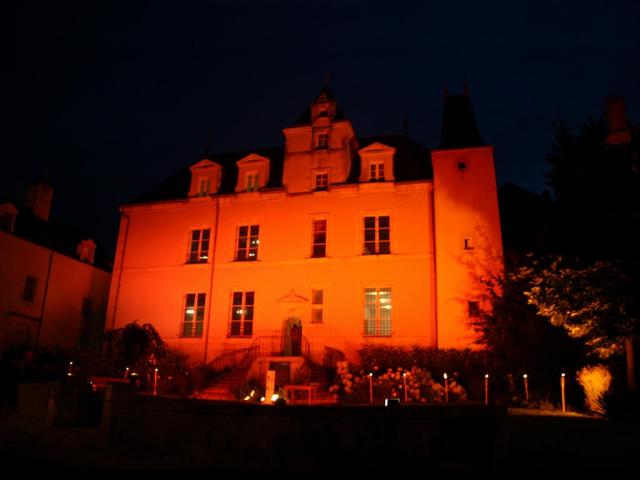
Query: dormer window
358,142,396,183
189,159,222,197
314,172,329,191
316,132,329,149
246,172,259,192
198,177,210,196
235,153,270,193
369,162,385,181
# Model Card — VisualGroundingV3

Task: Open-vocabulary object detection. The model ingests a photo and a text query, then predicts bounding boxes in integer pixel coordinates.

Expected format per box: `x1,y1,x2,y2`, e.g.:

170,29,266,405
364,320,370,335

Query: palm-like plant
104,322,166,371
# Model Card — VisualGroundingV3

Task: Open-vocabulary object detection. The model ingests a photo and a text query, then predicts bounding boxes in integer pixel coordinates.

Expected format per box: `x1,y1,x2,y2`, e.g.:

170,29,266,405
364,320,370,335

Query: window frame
235,225,260,261
363,215,391,255
311,219,327,258
316,132,329,149
369,161,385,181
364,287,392,337
187,228,211,264
311,288,324,324
22,276,37,303
181,292,206,338
229,291,255,337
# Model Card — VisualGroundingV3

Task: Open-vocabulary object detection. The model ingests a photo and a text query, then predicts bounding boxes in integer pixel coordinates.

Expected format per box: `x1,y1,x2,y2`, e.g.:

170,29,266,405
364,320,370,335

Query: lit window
364,288,392,336
187,229,210,263
311,220,327,258
369,162,385,181
246,172,259,192
316,133,329,149
182,293,206,338
236,225,259,261
229,291,254,337
311,289,324,324
22,276,37,303
314,173,329,190
363,216,390,255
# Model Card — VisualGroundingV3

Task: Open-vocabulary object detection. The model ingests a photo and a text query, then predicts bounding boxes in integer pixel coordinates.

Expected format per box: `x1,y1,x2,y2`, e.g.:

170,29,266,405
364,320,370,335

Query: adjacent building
0,181,112,352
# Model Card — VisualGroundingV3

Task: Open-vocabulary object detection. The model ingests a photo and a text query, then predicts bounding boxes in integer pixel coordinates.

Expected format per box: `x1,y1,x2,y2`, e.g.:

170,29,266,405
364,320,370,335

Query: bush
329,362,467,404
577,364,612,415
357,346,485,401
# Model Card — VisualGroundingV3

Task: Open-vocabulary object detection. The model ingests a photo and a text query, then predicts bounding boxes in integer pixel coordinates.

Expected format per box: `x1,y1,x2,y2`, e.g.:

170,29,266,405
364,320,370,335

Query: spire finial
324,72,331,87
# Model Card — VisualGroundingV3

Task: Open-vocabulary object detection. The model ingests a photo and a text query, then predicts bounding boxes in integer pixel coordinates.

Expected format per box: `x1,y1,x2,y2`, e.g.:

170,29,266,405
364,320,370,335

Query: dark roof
130,134,432,206
8,208,112,271
350,135,432,182
438,93,485,149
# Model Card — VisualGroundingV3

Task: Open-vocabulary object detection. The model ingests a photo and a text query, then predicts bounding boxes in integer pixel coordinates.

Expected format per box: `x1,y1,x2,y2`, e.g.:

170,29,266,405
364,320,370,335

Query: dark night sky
10,0,640,256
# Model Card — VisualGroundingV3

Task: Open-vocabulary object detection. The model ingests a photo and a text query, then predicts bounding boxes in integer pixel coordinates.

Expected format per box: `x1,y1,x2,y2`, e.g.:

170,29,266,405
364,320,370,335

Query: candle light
561,373,566,413
523,373,529,403
484,374,489,406
369,373,373,404
444,373,449,403
153,368,159,396
403,372,408,402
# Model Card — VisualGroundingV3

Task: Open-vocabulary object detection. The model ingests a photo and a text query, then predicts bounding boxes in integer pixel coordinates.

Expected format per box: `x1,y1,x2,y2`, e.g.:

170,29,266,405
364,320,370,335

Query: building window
311,219,327,258
187,229,210,263
363,216,390,255
369,162,385,181
246,172,259,192
468,301,480,318
464,237,474,250
236,225,259,261
316,132,329,149
314,173,329,190
22,276,37,303
364,288,392,336
229,291,254,337
198,177,210,196
182,293,206,338
311,289,324,324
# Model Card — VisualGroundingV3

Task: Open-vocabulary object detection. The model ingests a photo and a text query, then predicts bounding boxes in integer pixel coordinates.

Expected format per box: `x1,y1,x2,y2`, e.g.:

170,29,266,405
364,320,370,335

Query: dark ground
1,406,638,471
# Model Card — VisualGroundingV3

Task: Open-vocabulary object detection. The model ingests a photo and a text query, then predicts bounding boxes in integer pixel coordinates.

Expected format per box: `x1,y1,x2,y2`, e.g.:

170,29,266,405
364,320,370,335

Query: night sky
11,0,640,256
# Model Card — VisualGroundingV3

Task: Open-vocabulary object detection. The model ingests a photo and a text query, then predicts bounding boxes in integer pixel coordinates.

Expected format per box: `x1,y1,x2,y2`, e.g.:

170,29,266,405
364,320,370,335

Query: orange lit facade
106,87,503,365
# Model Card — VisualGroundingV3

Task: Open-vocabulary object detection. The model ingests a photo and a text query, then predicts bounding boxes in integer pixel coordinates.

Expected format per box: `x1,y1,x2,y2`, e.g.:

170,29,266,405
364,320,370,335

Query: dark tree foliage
103,321,166,371
472,265,585,402
545,117,640,259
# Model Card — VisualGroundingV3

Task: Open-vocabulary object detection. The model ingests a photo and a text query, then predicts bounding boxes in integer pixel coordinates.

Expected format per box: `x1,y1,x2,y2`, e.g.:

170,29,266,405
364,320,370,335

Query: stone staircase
197,369,248,401
306,361,338,405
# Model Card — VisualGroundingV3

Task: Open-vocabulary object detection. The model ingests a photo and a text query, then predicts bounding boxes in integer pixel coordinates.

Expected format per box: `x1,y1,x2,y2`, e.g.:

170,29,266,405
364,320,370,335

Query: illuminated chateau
105,87,503,370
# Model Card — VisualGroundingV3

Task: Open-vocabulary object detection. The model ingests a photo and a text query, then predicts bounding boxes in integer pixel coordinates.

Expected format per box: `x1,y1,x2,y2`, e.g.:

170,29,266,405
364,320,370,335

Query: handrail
323,346,345,369
208,334,313,372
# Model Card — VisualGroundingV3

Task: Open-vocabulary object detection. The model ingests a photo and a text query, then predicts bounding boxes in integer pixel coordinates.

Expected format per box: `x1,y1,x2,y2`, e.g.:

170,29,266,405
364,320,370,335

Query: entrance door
269,361,291,388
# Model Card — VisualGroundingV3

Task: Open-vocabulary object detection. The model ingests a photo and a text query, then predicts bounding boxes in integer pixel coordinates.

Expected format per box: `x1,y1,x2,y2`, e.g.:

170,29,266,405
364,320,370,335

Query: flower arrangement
329,363,467,404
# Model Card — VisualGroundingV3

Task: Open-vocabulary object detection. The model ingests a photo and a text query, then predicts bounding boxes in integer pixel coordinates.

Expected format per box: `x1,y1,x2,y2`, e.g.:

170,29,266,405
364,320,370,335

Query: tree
104,321,166,371
517,256,637,358
472,264,584,401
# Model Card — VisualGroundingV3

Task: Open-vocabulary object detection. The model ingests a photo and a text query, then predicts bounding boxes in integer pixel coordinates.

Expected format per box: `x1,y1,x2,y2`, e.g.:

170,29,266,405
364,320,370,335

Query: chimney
606,96,631,144
25,181,54,221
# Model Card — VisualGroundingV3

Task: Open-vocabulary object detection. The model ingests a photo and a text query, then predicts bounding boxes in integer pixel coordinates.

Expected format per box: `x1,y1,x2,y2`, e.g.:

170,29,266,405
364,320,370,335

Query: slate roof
5,206,113,271
130,134,432,206
438,93,485,149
